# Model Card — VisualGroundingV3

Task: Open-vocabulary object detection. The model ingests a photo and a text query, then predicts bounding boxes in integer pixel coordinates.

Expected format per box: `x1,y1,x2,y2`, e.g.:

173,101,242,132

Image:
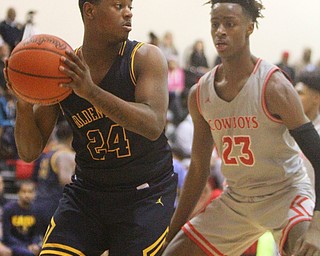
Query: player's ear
83,2,96,20
246,22,254,37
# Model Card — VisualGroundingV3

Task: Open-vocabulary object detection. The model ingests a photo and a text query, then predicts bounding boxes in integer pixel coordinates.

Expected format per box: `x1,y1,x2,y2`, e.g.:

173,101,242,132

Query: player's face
295,82,320,116
210,3,253,59
89,0,133,42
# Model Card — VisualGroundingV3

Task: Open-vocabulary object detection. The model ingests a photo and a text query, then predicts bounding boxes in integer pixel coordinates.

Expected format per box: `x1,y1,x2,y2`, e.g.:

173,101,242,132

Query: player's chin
118,34,129,43
120,28,131,38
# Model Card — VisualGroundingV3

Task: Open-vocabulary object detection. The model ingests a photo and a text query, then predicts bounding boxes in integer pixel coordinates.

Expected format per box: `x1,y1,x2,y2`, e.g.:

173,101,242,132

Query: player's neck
220,54,256,81
81,39,123,65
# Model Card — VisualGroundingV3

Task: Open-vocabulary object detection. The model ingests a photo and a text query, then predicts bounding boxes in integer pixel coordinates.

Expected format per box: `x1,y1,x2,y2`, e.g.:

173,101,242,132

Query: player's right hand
292,211,320,256
3,58,13,91
3,58,34,106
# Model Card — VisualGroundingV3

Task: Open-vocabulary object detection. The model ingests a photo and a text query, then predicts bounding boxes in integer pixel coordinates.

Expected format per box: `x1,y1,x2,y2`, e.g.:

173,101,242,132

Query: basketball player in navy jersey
162,1,320,255
4,0,177,255
33,120,75,236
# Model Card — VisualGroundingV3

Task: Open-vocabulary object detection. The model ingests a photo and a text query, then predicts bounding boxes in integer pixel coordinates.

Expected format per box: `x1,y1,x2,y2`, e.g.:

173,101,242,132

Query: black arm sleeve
289,122,320,211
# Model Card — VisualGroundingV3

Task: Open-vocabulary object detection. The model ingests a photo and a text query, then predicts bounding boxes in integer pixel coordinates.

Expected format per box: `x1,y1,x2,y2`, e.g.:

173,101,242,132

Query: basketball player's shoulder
267,69,293,93
133,42,168,74
134,42,166,62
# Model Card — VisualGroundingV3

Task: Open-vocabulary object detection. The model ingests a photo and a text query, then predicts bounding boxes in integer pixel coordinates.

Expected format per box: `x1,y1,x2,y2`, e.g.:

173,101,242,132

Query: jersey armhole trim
261,67,283,124
253,58,262,74
130,42,145,86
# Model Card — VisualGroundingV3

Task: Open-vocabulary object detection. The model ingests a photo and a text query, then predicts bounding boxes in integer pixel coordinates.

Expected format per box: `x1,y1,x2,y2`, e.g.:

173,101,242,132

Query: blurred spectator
173,114,193,158
0,88,17,161
165,110,176,144
189,39,209,75
2,180,41,256
0,8,23,53
21,10,39,41
33,120,75,236
295,69,320,188
296,69,320,125
148,31,159,47
0,173,11,256
159,31,178,61
185,40,210,89
276,51,295,82
172,148,188,209
0,88,15,127
0,174,8,240
0,43,10,91
167,55,186,125
294,47,317,77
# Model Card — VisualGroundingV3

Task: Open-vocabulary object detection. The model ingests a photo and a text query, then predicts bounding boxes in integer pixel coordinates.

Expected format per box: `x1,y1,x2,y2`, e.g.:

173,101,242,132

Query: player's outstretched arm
266,71,320,254
165,85,214,244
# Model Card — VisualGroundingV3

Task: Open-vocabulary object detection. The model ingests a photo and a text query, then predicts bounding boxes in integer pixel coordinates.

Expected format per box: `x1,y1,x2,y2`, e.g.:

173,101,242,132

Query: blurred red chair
15,159,34,180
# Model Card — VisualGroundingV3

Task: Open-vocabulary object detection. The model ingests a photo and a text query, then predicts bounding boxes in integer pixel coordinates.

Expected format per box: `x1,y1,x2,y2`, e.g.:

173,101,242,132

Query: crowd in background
0,6,320,256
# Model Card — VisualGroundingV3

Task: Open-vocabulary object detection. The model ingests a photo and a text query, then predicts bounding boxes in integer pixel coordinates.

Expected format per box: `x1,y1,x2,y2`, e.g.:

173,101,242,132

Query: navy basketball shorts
40,171,178,256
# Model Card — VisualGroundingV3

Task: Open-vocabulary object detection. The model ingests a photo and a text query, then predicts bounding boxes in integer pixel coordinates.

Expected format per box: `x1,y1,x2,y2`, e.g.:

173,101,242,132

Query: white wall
1,0,320,67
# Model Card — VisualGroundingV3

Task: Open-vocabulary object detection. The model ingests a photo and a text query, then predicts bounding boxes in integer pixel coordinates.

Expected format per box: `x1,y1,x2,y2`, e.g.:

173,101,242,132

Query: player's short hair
297,69,320,93
55,120,73,142
78,0,102,18
208,0,264,27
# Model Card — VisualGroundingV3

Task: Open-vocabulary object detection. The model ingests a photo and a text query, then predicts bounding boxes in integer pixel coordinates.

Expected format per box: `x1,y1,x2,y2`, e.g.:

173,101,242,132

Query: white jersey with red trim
197,59,309,197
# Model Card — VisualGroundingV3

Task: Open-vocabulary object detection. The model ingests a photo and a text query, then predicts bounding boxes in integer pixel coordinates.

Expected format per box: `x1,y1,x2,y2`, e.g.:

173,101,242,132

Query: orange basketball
7,34,73,105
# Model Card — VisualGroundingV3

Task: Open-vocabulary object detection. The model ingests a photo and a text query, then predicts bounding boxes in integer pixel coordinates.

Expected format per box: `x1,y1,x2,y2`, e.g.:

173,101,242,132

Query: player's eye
226,21,235,28
211,22,219,29
115,3,122,10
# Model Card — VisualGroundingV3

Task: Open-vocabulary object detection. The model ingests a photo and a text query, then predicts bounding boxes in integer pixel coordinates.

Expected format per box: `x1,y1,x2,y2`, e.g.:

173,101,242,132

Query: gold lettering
87,108,98,121
81,110,93,123
76,113,89,126
12,215,36,228
94,107,104,118
72,116,84,128
71,107,105,129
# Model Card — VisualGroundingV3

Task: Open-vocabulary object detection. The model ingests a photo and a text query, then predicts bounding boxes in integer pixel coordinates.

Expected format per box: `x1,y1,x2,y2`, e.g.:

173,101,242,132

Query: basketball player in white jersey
162,0,320,255
295,70,320,189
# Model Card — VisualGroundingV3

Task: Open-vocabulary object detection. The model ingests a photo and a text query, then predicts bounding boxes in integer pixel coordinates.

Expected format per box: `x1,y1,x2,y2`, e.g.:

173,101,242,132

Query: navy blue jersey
59,40,172,187
33,147,68,235
35,149,64,201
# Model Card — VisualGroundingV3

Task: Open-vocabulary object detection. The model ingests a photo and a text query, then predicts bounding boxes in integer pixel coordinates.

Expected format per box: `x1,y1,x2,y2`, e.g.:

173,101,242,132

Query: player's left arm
130,43,169,139
266,71,320,254
54,150,75,186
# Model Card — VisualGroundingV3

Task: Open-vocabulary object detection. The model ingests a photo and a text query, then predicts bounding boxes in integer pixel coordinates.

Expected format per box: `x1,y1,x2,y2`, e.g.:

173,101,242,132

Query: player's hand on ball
59,49,97,100
3,58,12,90
292,211,320,256
4,58,34,107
